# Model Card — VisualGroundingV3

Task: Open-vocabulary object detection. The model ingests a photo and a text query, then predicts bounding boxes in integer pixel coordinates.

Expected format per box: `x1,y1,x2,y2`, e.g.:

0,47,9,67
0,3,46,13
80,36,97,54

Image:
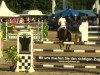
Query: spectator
12,18,17,24
79,18,88,42
19,17,25,23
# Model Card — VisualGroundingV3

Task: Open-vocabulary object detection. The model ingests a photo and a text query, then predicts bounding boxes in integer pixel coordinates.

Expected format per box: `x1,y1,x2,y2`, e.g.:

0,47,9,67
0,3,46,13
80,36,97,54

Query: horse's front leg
59,41,62,49
61,41,65,49
59,41,64,49
62,41,64,47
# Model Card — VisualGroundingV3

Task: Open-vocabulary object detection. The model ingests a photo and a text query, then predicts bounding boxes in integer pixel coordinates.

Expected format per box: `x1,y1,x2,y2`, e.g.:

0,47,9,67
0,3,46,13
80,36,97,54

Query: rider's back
58,17,66,26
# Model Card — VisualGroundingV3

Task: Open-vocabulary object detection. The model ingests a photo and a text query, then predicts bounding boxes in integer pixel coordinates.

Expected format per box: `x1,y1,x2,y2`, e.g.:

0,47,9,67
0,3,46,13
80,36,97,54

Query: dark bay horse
58,28,72,49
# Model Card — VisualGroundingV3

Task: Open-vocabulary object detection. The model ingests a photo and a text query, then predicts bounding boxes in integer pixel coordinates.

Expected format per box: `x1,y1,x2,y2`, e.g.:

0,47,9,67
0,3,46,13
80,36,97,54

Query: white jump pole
0,23,3,58
5,22,8,40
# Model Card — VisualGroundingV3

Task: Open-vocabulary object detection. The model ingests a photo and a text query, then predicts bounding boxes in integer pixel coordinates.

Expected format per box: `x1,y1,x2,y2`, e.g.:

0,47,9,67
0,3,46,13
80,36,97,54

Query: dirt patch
0,30,100,75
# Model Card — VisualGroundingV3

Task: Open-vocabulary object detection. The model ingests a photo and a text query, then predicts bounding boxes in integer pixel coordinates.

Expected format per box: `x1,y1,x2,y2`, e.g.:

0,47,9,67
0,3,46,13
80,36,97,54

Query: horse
58,27,72,49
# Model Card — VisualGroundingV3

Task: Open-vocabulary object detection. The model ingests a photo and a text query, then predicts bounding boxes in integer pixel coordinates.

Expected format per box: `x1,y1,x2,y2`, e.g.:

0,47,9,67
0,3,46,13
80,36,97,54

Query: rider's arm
65,19,67,25
58,19,61,25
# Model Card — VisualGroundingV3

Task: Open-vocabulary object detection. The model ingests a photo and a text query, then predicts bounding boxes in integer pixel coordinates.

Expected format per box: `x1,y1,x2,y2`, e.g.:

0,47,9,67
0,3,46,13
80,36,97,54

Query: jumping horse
58,28,72,49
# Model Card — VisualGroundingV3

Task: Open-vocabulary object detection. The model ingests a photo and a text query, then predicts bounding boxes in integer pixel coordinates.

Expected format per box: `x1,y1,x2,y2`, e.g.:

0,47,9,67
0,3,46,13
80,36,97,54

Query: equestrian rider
57,15,67,37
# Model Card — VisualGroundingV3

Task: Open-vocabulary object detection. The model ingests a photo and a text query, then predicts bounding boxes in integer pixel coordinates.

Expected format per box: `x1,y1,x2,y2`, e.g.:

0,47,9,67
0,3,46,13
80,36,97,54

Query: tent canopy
53,10,87,17
78,10,96,17
22,10,44,15
0,1,19,17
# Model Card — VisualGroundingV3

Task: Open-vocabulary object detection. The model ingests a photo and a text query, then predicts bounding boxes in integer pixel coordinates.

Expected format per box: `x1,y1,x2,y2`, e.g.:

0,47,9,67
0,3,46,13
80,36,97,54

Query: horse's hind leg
66,44,70,50
66,44,68,50
59,44,62,49
68,45,70,50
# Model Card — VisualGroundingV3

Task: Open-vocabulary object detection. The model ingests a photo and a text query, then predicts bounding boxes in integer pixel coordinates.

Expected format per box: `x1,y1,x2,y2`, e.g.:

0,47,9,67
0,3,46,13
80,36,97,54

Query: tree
67,0,95,10
0,0,97,14
4,0,20,13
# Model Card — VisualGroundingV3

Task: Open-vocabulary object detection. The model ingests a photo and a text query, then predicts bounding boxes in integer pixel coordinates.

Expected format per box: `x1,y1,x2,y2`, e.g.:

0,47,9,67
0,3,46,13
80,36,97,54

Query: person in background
26,17,30,23
19,17,25,23
79,18,88,42
12,18,17,24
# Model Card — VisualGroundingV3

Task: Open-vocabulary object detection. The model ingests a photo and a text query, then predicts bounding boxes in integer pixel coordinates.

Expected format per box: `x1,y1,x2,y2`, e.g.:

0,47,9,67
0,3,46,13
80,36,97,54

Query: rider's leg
56,27,60,38
56,31,59,38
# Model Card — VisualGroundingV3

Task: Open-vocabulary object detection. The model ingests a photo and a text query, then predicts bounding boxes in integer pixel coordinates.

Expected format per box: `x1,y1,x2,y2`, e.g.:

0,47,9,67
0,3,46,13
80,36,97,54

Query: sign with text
36,56,100,63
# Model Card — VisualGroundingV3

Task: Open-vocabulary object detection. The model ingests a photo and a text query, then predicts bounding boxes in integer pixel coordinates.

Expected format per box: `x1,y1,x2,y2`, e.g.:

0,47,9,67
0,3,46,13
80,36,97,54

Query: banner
36,56,100,63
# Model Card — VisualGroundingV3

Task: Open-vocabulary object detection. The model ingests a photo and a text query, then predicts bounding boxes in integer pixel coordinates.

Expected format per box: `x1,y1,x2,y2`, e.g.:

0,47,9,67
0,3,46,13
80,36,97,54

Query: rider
57,15,67,38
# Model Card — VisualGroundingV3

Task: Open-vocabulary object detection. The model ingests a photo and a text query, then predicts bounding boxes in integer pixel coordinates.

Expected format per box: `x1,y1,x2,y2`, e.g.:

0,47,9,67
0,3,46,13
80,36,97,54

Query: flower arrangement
75,33,80,42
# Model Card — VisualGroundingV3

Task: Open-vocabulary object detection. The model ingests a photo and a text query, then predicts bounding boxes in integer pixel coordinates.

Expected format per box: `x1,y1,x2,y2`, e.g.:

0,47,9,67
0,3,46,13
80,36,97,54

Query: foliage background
0,0,99,14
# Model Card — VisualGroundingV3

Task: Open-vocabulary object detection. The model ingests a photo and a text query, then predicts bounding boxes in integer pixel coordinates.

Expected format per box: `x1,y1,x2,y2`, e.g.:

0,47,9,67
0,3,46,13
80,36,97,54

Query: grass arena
0,30,100,75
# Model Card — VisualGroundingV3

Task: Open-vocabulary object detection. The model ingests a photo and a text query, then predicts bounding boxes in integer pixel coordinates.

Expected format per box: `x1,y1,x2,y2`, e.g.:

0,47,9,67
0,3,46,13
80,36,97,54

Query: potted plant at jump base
3,45,20,71
75,33,81,42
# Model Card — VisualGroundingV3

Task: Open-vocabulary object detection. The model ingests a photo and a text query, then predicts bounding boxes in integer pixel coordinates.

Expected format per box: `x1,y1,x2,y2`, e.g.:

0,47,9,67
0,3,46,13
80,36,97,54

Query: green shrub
3,45,20,63
75,33,80,39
